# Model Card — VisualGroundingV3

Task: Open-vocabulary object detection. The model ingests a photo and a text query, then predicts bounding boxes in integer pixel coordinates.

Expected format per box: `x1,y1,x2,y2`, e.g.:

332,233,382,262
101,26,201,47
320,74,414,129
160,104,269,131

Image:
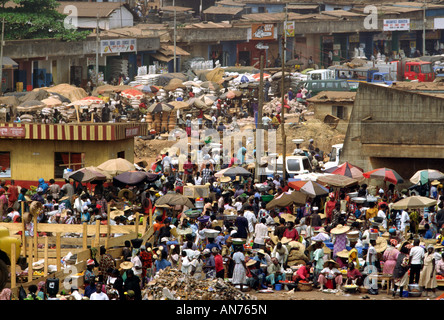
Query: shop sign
0,127,25,137
125,127,139,137
285,21,295,37
383,19,410,31
323,36,334,43
434,17,444,30
100,38,137,54
426,30,440,40
251,24,276,40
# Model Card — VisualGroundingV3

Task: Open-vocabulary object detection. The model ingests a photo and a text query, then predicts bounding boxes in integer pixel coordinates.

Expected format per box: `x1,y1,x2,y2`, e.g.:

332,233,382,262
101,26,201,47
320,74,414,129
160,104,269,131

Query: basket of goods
280,280,297,290
204,229,220,238
231,238,246,245
297,280,313,291
343,284,358,293
184,209,202,218
359,286,369,293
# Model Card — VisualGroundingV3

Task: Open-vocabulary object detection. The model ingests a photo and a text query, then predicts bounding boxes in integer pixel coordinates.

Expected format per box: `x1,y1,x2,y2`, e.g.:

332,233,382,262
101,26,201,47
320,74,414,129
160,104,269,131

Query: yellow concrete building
0,122,147,186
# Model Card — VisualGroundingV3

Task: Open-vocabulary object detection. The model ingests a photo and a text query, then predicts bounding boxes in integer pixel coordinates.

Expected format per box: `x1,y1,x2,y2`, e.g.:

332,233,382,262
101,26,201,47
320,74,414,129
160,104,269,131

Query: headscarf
390,239,398,247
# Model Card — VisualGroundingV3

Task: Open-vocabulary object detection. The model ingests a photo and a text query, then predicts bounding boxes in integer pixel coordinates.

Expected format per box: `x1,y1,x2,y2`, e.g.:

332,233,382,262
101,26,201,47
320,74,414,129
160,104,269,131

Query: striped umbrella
120,89,144,99
299,180,329,198
362,168,404,185
324,162,364,180
409,169,444,185
288,180,307,191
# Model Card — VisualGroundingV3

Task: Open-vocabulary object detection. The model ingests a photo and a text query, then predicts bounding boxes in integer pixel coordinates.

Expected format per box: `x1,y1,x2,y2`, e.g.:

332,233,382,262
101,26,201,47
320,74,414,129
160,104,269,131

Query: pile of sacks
142,268,256,300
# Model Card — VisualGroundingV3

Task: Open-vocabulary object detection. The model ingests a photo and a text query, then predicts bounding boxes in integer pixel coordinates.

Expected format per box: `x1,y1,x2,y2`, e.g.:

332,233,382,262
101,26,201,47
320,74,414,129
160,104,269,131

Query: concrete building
0,122,147,186
341,82,444,180
306,91,356,134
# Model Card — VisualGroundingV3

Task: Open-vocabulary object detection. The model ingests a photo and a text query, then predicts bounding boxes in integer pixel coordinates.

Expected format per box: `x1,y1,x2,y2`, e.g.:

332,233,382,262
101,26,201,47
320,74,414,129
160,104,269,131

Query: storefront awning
151,53,173,62
2,57,18,69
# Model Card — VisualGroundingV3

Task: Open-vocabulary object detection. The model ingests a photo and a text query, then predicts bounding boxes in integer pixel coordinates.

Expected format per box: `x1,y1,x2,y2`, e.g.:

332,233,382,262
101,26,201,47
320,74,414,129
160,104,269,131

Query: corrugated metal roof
240,12,301,22
287,4,319,10
203,5,244,15
183,21,233,28
160,6,194,12
307,91,356,103
321,9,366,17
216,0,246,7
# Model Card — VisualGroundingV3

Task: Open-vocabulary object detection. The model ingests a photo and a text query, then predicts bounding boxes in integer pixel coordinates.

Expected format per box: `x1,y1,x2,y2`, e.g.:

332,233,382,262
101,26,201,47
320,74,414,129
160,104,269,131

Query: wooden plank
56,233,61,273
10,242,16,288
0,222,139,235
44,237,48,277
33,213,38,261
107,232,138,248
28,238,33,283
83,223,88,249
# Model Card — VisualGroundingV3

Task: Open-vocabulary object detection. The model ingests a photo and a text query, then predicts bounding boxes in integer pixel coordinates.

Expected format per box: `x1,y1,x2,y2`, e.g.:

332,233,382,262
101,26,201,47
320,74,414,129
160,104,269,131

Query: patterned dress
333,233,347,259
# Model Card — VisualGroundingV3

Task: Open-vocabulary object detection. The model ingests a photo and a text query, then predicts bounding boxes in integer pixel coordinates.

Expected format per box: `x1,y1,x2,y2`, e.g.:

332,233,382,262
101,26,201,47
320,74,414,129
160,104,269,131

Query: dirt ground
134,113,344,166
247,286,444,301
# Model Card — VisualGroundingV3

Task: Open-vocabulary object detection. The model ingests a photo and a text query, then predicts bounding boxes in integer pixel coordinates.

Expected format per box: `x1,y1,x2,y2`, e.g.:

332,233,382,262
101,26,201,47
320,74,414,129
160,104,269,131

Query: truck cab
371,72,394,85
404,61,435,82
322,143,343,171
307,69,335,81
264,155,313,178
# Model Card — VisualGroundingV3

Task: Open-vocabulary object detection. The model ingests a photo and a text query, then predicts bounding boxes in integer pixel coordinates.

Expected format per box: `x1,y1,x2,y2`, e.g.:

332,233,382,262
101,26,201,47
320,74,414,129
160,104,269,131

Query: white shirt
131,255,143,276
400,210,410,231
253,223,268,245
409,246,425,265
181,256,192,274
194,177,202,185
377,210,387,229
244,210,257,233
321,267,340,279
90,291,109,300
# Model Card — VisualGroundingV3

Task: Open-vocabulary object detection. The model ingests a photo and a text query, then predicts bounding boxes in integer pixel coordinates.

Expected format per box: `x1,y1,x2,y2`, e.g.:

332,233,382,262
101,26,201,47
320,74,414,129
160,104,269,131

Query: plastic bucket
274,284,282,291
402,291,409,297
195,198,204,208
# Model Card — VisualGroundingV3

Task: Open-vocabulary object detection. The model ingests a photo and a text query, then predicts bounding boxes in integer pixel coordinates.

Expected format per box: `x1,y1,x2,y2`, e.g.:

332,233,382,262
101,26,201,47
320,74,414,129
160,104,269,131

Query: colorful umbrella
409,169,444,185
120,89,144,99
252,73,271,80
324,162,364,180
362,168,404,185
81,96,103,103
156,192,194,208
266,190,308,210
113,171,153,185
299,180,330,198
287,180,307,191
316,174,359,188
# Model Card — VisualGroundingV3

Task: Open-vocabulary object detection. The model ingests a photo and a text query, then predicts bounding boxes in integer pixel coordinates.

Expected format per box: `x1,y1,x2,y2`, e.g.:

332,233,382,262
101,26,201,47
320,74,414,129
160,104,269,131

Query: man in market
98,246,115,283
265,257,285,288
271,241,289,268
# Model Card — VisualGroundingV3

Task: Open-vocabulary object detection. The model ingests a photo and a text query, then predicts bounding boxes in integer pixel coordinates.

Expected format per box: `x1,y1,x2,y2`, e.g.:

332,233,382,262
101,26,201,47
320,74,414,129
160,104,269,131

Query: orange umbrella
120,89,144,99
287,180,307,191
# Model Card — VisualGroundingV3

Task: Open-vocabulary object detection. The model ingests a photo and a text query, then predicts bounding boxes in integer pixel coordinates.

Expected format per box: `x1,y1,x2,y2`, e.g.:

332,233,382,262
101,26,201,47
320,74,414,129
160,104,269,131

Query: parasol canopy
97,158,136,176
391,196,437,210
113,171,157,186
120,89,144,100
316,174,359,188
214,166,252,178
41,97,62,107
68,167,107,183
324,162,364,180
156,192,194,208
409,169,444,185
266,190,308,210
169,100,189,110
299,180,329,198
362,167,404,185
147,102,174,113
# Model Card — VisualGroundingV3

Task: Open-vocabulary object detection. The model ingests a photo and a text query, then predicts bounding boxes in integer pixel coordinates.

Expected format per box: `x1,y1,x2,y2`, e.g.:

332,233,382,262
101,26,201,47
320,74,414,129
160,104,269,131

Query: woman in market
282,221,299,241
232,245,248,291
418,245,438,298
392,243,411,299
382,238,400,282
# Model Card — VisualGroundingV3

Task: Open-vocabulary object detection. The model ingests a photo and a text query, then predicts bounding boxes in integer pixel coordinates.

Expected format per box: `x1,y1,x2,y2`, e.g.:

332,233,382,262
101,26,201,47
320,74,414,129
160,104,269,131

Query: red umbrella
325,162,364,180
81,96,103,103
362,168,404,185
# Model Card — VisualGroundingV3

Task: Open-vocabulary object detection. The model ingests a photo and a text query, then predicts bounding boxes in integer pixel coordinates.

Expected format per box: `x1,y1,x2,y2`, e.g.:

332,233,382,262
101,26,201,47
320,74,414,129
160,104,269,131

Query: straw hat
374,237,388,253
33,263,44,270
381,231,390,239
110,210,124,220
280,237,292,245
330,224,350,235
336,249,350,259
246,259,257,267
346,230,359,240
323,259,339,268
431,180,441,186
120,261,134,270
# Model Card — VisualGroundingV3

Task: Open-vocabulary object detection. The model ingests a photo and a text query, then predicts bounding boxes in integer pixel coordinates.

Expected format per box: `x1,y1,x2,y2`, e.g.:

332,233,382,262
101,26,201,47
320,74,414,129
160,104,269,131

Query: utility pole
281,36,287,184
423,0,426,55
173,0,177,72
96,14,100,87
0,17,5,95
255,52,265,182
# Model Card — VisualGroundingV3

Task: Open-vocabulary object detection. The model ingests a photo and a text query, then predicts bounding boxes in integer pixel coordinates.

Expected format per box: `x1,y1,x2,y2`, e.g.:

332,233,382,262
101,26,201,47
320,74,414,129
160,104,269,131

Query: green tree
0,0,90,41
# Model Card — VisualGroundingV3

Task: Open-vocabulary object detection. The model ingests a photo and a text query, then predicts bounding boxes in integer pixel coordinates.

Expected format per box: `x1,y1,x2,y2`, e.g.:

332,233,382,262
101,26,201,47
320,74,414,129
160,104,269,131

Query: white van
307,69,335,81
322,143,343,171
264,155,313,178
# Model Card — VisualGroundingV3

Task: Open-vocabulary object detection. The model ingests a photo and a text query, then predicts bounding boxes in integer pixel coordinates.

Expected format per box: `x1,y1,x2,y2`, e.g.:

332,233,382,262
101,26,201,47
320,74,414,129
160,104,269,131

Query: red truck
391,59,435,82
